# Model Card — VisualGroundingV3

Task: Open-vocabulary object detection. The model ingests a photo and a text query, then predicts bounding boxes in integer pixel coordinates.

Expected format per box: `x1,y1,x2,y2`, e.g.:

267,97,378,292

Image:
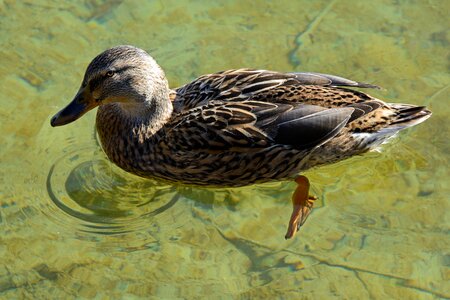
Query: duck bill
50,88,95,127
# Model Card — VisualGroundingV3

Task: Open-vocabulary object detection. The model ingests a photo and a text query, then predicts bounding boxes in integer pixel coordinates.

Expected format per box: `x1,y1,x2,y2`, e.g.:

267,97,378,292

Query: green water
1,0,449,298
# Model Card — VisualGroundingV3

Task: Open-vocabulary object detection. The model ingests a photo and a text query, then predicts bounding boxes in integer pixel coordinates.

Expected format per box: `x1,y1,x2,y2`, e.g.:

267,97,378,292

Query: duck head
51,45,169,127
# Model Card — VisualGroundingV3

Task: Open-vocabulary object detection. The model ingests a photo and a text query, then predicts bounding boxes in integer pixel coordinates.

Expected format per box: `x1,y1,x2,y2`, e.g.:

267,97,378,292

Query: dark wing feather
164,100,354,152
289,72,381,89
347,101,382,122
275,107,354,149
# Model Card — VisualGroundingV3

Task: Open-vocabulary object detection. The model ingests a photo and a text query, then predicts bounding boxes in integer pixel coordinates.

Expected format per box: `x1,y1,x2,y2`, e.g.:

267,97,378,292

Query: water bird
51,45,431,239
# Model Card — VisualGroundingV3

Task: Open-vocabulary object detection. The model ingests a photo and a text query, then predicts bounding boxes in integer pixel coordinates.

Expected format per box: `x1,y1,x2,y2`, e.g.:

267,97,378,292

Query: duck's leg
285,175,317,239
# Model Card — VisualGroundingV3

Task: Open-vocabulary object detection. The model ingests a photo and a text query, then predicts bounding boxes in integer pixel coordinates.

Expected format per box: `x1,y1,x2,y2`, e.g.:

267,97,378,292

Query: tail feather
353,103,431,151
389,103,432,127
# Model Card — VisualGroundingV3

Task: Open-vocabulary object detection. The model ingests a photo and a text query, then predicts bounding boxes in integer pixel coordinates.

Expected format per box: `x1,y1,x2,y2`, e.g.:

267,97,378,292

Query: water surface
1,0,449,298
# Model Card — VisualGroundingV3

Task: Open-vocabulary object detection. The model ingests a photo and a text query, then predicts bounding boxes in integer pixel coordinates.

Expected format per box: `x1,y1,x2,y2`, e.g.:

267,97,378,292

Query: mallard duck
51,45,431,239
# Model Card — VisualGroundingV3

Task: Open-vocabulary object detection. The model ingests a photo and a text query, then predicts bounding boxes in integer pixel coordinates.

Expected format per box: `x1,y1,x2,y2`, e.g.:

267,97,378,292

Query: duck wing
162,100,354,152
172,69,380,112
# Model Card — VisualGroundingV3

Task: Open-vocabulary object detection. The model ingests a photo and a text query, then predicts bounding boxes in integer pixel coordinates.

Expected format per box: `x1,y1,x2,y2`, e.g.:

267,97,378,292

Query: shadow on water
44,146,184,250
47,161,180,228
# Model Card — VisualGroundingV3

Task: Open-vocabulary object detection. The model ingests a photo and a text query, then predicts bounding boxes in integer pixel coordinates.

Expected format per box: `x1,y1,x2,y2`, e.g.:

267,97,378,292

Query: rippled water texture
1,1,449,298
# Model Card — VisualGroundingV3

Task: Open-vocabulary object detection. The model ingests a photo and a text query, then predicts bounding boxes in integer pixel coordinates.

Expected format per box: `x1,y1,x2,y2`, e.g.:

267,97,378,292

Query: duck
51,45,431,239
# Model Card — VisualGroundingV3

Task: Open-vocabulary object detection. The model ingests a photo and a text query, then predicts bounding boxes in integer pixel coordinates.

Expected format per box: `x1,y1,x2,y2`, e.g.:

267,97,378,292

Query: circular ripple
45,145,180,245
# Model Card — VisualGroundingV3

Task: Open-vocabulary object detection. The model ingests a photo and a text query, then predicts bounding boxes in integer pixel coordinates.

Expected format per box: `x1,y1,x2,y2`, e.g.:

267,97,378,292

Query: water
1,0,449,298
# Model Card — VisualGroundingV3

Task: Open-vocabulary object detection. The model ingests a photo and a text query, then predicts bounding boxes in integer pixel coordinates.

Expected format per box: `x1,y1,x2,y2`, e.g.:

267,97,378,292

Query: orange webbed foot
285,175,317,239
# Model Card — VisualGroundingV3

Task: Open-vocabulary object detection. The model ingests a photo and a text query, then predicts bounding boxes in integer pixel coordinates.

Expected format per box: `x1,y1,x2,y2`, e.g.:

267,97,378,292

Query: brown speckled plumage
52,46,431,187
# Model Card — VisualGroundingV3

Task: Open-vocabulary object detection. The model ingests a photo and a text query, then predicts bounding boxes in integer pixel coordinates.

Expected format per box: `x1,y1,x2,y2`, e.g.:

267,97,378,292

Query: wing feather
163,101,354,153
173,69,381,113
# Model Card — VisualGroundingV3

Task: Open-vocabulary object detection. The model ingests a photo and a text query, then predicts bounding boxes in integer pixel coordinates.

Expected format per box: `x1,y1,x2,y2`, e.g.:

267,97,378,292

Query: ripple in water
45,145,181,249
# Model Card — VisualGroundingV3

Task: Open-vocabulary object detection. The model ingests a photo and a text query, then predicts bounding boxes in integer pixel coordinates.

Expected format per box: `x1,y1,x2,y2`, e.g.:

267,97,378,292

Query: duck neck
95,95,172,176
95,93,173,170
117,95,173,137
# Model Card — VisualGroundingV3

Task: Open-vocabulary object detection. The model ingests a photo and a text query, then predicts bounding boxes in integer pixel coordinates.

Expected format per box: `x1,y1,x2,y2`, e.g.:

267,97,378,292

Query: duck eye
105,70,114,77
